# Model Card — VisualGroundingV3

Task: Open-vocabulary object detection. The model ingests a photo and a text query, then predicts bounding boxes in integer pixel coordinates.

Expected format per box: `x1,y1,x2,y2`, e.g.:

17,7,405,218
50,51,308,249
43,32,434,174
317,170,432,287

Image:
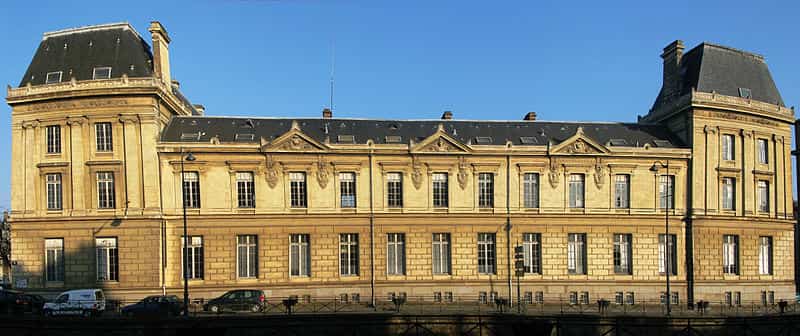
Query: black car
0,290,25,315
121,295,183,317
203,290,265,314
19,294,46,314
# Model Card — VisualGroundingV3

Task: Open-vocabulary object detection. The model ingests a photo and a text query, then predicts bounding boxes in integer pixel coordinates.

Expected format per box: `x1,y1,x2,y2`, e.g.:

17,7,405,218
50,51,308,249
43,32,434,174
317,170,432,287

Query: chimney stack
441,111,453,120
523,112,537,121
660,40,685,102
322,108,332,119
193,104,205,115
148,21,172,86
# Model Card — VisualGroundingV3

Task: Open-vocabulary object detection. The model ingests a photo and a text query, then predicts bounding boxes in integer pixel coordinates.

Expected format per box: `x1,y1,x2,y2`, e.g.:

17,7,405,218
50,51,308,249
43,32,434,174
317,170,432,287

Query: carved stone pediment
263,121,327,152
550,127,609,155
411,124,471,154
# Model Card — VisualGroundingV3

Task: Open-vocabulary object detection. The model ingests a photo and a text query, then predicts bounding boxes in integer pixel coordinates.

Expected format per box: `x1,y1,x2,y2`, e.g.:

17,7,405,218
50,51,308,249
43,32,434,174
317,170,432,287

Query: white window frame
95,237,118,281
182,236,204,280
339,233,359,276
478,173,494,208
758,139,768,164
757,180,769,213
95,122,113,152
432,233,451,275
477,233,496,274
613,233,632,274
568,174,585,208
659,175,675,209
523,173,539,208
46,125,61,154
386,233,405,275
183,171,200,208
759,236,772,275
386,173,403,208
432,173,449,208
289,234,311,277
92,66,112,80
658,234,677,275
723,234,739,275
614,174,630,209
237,235,258,278
339,172,356,208
567,233,586,274
45,238,65,282
289,172,307,208
46,173,63,210
722,134,735,161
45,71,62,84
523,233,541,274
721,177,735,210
96,172,115,209
236,172,255,208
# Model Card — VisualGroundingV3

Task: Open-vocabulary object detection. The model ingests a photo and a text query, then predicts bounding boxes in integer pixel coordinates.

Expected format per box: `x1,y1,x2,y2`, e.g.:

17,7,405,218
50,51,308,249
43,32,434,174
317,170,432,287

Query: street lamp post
181,151,196,317
650,160,671,317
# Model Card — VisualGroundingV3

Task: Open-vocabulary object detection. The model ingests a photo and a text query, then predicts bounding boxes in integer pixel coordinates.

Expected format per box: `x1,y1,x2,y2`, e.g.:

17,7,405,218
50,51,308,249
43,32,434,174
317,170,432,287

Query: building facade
6,22,795,306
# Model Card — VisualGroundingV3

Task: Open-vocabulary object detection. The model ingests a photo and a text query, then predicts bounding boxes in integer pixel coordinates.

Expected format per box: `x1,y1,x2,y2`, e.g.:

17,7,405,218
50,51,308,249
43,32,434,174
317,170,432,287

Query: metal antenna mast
330,39,335,112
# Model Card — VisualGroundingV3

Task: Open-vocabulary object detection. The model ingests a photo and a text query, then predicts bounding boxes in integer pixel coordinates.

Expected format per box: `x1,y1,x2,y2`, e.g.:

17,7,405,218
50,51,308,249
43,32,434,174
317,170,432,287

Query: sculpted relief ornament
425,138,457,152
547,158,560,188
265,155,281,188
457,156,469,189
411,156,424,190
316,155,330,188
280,135,315,151
593,158,606,189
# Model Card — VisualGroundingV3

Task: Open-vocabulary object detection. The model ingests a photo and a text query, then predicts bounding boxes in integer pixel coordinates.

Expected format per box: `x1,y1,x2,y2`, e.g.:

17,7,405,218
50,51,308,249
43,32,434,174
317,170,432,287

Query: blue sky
0,0,798,210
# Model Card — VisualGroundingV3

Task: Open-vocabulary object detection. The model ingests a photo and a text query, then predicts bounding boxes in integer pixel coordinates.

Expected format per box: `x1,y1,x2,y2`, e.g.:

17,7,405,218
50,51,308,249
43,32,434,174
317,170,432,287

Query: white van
43,289,106,317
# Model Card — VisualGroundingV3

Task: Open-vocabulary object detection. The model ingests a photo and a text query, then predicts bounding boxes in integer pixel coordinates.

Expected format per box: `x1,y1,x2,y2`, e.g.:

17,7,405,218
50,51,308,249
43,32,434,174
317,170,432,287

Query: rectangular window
46,173,63,210
723,234,739,275
658,234,677,275
659,175,675,209
567,233,587,274
182,236,204,279
236,172,255,208
46,125,61,154
45,71,62,84
722,134,735,161
614,175,630,209
613,233,632,274
758,181,770,213
92,66,112,79
289,234,311,276
580,292,590,305
758,139,768,164
95,237,118,281
569,292,578,305
477,233,496,274
759,236,772,275
523,233,541,274
237,235,258,278
97,172,116,209
95,122,113,152
340,172,356,208
625,292,635,305
432,233,451,275
340,234,359,276
615,292,624,305
45,238,65,282
478,173,494,208
569,174,585,208
387,173,403,208
523,173,539,208
290,172,307,208
182,171,200,208
432,173,449,207
721,177,736,210
386,233,405,275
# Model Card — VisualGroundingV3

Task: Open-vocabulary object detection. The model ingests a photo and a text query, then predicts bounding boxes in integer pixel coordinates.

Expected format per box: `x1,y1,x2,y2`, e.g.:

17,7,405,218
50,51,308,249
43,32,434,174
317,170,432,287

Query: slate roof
652,42,784,110
161,116,685,148
18,22,153,87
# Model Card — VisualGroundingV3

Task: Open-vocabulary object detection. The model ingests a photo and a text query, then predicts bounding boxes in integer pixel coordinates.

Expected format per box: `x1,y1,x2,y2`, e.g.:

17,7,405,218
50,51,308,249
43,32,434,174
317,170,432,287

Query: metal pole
793,119,800,296
506,155,512,309
369,150,376,309
181,153,189,317
666,159,671,317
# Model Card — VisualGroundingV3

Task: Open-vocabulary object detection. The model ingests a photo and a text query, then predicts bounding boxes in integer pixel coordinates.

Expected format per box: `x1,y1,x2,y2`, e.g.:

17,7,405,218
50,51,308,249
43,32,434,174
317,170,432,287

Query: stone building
5,21,795,306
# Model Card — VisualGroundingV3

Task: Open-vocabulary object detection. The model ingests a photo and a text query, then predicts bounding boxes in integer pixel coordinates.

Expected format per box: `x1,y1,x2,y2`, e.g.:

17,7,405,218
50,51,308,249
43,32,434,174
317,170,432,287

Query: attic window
337,135,355,143
519,137,537,145
385,135,402,143
474,136,492,145
652,140,671,147
93,67,112,80
45,71,62,84
180,132,201,141
609,139,628,146
241,119,255,128
738,87,752,99
235,133,255,141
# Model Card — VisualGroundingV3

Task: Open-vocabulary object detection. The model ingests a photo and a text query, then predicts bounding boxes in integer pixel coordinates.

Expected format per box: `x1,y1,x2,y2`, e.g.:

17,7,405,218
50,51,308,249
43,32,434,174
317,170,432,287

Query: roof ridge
42,22,144,42
700,42,765,61
171,115,643,125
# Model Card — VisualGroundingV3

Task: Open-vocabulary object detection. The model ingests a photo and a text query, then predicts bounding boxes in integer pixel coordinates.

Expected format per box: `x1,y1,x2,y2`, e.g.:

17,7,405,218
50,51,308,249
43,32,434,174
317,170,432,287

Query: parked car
121,295,183,317
0,289,25,315
43,289,106,317
203,290,265,313
19,294,46,314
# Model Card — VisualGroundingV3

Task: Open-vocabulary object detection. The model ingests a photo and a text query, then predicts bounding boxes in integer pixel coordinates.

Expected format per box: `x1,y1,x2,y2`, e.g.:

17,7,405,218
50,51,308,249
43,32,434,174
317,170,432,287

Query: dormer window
337,135,355,144
474,137,492,145
45,71,62,84
738,87,752,99
93,67,112,80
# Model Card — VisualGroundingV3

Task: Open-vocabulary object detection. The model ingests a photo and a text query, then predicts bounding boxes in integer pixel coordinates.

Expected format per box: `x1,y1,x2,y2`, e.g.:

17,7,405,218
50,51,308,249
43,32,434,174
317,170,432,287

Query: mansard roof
161,116,685,149
652,42,784,110
18,22,153,87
